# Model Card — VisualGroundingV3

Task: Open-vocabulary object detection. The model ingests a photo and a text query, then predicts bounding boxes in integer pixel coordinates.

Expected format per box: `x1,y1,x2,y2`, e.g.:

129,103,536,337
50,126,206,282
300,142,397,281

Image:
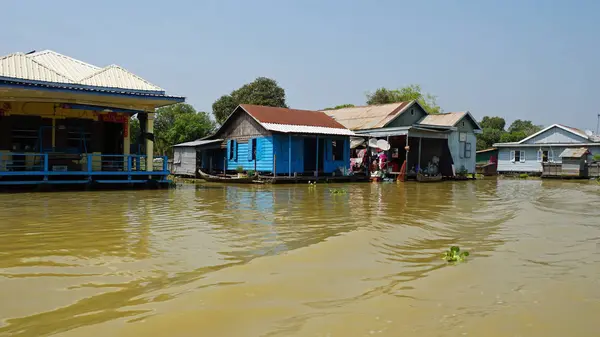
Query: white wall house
494,124,600,174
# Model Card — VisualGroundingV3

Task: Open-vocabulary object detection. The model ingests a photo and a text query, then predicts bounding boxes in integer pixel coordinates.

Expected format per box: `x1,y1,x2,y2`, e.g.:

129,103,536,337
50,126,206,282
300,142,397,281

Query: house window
410,109,415,116
511,150,525,163
464,142,472,158
229,140,236,160
251,138,257,160
332,140,344,161
537,150,553,163
462,121,465,127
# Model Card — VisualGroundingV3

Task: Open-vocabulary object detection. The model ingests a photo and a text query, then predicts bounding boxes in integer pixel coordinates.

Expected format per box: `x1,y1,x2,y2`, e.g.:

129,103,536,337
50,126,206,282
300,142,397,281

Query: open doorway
102,122,124,171
303,138,325,173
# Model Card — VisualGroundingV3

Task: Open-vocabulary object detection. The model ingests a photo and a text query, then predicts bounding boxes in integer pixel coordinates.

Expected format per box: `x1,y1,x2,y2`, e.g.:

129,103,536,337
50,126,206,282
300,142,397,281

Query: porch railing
0,153,169,174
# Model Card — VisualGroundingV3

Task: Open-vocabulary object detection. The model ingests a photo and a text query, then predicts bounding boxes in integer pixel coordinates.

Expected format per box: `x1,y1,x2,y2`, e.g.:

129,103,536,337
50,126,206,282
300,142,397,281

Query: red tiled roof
240,104,347,129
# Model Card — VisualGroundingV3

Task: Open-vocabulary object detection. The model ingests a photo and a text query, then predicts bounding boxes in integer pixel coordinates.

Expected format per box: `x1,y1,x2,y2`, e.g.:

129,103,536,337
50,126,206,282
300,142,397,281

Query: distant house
324,102,482,175
493,124,600,174
173,105,355,177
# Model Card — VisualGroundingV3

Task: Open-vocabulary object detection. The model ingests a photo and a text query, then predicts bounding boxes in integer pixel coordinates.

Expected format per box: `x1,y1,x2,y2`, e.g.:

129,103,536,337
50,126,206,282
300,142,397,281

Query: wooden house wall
561,158,585,176
215,110,270,145
448,129,477,173
171,146,197,176
386,104,428,128
498,146,600,173
523,126,588,144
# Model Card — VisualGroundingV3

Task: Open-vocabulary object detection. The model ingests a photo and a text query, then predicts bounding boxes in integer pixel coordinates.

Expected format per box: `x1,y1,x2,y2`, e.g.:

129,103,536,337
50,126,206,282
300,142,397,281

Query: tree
499,130,527,143
154,103,215,156
507,119,542,136
212,77,287,124
323,104,355,110
480,116,506,131
130,116,140,147
477,128,504,150
365,84,441,114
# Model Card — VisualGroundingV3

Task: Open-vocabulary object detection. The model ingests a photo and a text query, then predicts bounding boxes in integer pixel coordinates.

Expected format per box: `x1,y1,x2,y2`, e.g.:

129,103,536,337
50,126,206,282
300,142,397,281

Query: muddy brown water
0,179,599,337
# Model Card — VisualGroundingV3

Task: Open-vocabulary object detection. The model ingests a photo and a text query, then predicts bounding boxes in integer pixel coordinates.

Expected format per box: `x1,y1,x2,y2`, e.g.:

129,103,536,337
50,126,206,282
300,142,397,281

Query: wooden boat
198,169,256,184
417,173,442,182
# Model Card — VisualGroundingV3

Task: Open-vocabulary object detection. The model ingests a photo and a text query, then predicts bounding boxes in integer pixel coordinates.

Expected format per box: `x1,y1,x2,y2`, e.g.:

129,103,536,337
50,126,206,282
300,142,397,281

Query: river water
0,179,599,337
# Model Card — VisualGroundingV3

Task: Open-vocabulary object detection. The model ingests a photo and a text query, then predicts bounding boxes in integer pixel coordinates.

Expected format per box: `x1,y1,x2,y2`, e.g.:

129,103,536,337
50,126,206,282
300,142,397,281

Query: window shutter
510,150,515,162
520,151,525,163
537,150,542,162
233,140,238,161
248,139,254,161
256,138,262,161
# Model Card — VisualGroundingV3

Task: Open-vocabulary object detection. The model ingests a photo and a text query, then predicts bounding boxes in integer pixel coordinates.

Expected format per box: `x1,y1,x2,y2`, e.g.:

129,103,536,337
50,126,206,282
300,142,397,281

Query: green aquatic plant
236,166,244,173
330,188,347,195
442,246,469,263
247,170,255,177
519,173,529,179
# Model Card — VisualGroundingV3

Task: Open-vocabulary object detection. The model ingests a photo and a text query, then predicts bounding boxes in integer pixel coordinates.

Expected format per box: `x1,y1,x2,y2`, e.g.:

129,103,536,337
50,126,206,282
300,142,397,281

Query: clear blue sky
2,0,599,130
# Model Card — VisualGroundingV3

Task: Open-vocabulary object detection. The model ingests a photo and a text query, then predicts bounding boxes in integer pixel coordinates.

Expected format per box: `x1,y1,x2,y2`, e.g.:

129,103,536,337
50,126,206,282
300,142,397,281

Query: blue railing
0,153,169,176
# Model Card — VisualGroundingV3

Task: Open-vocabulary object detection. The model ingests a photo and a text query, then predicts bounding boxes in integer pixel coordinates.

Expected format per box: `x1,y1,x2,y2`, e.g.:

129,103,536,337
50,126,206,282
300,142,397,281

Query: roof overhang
0,79,184,110
493,142,600,148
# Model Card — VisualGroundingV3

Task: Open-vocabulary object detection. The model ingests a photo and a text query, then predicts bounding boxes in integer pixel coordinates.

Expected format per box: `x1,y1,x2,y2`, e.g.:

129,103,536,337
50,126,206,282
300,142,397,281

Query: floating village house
493,124,600,176
172,105,355,178
0,50,184,187
323,101,482,178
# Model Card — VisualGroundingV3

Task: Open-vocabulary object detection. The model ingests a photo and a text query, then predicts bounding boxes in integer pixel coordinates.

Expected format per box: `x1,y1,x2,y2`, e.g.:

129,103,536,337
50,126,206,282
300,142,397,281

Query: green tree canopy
480,116,506,131
499,130,527,143
477,128,504,150
365,84,441,114
212,77,287,124
322,104,355,111
153,103,215,156
508,119,542,135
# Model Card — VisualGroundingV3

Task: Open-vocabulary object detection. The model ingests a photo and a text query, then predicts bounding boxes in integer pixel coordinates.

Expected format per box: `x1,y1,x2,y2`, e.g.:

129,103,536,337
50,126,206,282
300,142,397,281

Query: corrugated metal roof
0,50,164,92
28,50,99,81
559,147,590,158
241,105,347,129
558,124,588,139
322,102,412,130
79,65,162,91
419,112,467,126
0,53,72,83
261,123,356,136
174,139,223,147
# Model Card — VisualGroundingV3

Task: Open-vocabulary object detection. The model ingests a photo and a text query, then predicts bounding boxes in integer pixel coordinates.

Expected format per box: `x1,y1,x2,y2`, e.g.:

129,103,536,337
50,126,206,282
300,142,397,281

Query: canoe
417,173,442,182
198,169,256,184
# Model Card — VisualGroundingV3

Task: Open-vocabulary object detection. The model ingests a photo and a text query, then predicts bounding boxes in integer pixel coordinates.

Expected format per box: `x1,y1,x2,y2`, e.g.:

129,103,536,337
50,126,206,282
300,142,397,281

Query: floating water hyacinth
330,188,347,195
442,246,469,263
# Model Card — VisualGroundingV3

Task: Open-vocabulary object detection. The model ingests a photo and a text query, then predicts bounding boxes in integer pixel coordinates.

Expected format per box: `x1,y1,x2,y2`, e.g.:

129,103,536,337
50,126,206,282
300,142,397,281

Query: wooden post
209,156,213,174
224,157,227,174
405,135,410,181
418,137,422,172
288,134,292,177
315,136,319,177
273,154,277,177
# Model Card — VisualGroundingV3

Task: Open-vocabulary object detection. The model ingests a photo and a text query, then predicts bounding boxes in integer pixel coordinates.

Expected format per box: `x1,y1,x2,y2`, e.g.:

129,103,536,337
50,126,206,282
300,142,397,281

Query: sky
2,0,600,131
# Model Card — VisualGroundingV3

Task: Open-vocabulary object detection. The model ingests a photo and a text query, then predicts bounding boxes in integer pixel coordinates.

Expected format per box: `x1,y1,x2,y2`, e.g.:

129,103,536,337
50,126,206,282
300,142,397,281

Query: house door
303,138,325,173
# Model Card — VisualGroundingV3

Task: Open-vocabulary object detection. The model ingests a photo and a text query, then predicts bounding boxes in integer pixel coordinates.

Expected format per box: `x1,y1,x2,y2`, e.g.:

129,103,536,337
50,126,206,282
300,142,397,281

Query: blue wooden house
493,124,600,174
189,105,355,177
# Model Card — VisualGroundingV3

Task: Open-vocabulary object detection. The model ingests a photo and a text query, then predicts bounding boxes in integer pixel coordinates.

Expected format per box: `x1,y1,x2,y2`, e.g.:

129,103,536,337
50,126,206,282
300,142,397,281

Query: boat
416,172,443,182
198,169,256,184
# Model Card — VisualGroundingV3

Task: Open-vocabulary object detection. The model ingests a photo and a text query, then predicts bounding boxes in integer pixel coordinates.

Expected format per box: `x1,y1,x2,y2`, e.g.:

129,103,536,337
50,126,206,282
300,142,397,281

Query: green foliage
519,173,529,179
456,166,468,177
330,188,347,195
480,116,506,130
323,104,355,111
154,103,215,156
365,84,442,114
499,130,527,143
477,127,504,150
476,116,542,150
212,77,288,124
236,165,244,173
130,117,140,146
442,246,470,263
247,170,255,177
592,154,600,162
508,119,543,135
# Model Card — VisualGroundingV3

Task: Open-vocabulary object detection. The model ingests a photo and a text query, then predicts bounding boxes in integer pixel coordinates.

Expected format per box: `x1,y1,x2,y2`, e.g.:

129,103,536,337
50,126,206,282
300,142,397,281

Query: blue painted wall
497,145,600,173
226,136,274,173
225,134,351,175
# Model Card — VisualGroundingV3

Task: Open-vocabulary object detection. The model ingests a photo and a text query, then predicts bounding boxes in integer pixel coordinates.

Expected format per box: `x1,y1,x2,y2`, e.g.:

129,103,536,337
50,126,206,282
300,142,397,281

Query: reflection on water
0,180,599,337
